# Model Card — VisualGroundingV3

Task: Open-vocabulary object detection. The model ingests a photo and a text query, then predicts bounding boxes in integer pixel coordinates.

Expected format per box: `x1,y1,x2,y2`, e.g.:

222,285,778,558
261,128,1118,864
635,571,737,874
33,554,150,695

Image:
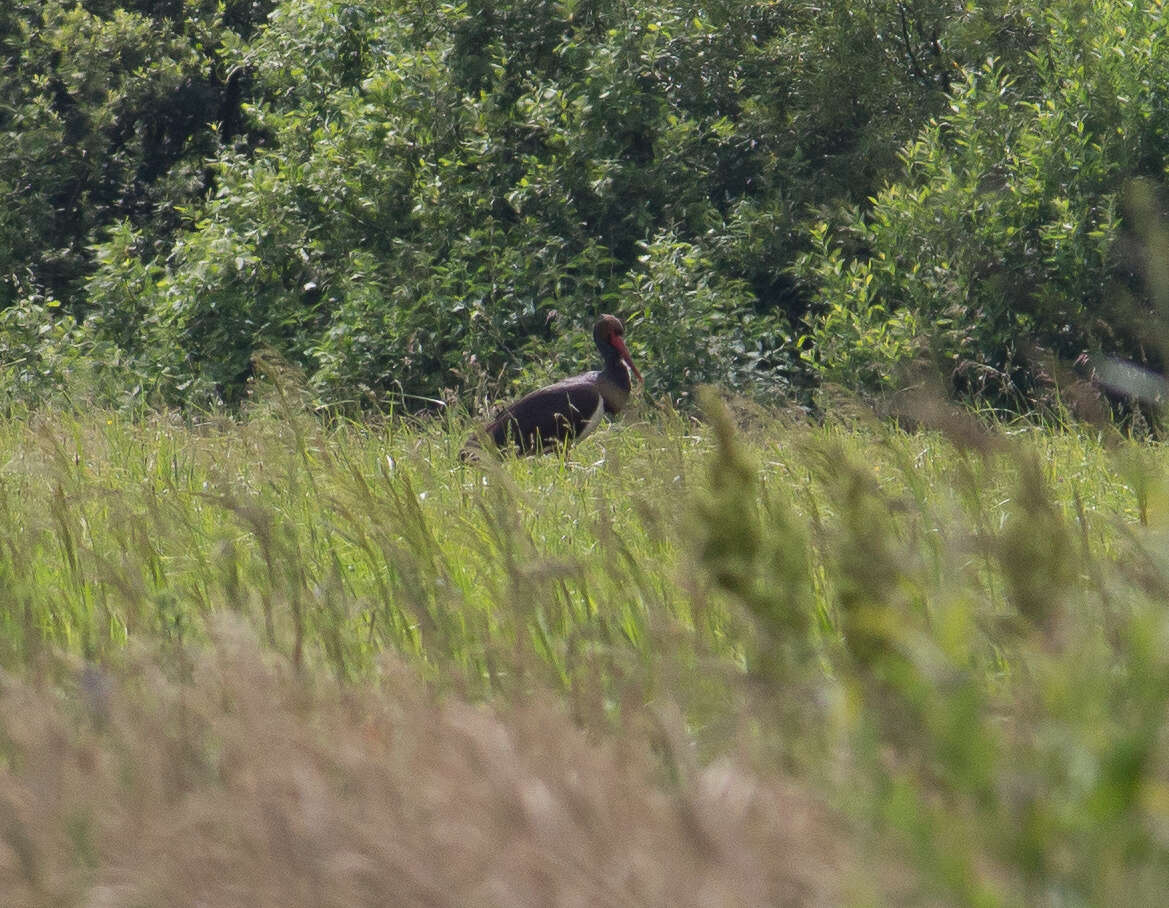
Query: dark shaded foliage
0,0,272,308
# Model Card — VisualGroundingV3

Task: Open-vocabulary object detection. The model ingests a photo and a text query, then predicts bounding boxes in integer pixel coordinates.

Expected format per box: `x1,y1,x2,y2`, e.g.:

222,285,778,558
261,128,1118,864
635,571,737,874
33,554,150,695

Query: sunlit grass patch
3,399,1169,902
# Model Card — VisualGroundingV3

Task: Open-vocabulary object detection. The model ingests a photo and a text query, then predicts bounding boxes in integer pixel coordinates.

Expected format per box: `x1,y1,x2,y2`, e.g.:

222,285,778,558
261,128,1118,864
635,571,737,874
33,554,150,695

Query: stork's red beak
610,333,643,384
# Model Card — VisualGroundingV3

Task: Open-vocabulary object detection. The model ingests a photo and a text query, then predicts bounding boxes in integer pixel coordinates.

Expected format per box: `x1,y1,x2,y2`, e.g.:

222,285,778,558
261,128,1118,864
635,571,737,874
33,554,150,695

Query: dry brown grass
0,618,850,907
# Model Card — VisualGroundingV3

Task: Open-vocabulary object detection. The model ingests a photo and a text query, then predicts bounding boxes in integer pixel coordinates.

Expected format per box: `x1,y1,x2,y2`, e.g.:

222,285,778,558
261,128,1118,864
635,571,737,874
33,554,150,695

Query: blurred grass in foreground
2,392,1169,904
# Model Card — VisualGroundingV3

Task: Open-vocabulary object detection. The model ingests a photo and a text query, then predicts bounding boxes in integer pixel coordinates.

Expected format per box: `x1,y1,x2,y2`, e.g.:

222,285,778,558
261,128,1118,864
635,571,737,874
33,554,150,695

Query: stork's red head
594,314,643,383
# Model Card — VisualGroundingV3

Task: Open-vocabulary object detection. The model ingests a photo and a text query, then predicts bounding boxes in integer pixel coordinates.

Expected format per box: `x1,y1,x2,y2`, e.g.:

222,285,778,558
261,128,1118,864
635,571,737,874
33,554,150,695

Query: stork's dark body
466,315,641,457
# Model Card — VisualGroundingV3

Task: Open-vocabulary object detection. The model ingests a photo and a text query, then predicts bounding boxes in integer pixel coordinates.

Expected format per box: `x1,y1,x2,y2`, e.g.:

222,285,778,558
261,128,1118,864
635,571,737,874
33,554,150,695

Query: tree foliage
0,0,271,311
795,1,1169,409
4,0,1167,413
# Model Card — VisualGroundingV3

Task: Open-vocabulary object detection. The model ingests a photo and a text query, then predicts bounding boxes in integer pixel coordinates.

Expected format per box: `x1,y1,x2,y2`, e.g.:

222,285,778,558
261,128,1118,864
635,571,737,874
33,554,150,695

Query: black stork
463,314,642,458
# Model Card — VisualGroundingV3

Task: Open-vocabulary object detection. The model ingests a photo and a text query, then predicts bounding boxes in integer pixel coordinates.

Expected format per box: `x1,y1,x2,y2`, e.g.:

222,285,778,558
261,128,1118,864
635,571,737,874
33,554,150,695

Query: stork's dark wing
485,373,604,454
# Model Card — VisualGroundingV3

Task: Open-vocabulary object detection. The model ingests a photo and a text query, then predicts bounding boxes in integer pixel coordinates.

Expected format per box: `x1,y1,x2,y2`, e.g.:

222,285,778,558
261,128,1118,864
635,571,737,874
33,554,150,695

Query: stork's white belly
576,397,605,441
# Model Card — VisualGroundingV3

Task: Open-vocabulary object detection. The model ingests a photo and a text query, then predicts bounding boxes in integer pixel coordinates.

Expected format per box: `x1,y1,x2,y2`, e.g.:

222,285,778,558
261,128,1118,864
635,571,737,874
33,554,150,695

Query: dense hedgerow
12,0,1151,412
795,2,1169,411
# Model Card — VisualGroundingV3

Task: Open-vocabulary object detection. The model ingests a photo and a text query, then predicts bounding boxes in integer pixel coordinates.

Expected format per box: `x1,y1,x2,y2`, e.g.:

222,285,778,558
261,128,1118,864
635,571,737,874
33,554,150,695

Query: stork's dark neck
590,313,640,401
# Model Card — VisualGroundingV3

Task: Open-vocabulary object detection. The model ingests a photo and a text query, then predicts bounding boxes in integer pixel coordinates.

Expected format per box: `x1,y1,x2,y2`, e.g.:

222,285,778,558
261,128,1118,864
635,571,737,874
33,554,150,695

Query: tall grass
0,397,709,693
2,391,1169,903
0,618,847,907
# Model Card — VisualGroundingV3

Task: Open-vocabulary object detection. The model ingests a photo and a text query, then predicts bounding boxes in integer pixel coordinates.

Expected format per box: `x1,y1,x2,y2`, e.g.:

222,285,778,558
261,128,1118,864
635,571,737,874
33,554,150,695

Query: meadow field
1,388,1168,905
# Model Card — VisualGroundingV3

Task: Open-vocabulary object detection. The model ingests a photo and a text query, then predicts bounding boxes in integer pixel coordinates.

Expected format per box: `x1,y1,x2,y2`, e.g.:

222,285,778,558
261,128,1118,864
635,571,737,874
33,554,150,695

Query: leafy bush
79,0,1041,409
796,1,1169,409
0,0,267,308
621,232,794,401
0,293,136,410
9,0,1137,411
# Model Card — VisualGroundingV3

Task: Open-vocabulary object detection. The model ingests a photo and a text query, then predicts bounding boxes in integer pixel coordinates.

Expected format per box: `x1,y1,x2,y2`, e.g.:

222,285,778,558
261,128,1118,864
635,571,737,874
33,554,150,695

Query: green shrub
0,294,136,410
622,234,794,402
796,1,1169,410
0,0,267,307
78,0,1044,410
